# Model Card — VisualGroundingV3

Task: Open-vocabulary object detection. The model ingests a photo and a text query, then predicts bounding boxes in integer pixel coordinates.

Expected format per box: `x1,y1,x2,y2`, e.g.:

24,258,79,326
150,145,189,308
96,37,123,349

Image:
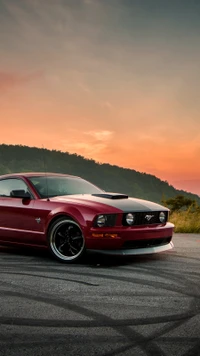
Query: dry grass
170,208,200,233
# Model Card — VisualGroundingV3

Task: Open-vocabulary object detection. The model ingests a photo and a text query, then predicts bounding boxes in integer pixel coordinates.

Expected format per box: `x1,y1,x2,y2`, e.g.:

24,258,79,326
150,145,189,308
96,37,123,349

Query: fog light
92,233,104,238
105,233,118,238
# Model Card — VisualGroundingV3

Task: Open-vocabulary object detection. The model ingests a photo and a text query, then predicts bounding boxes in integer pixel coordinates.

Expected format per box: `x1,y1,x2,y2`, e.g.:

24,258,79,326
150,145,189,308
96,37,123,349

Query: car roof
0,172,79,179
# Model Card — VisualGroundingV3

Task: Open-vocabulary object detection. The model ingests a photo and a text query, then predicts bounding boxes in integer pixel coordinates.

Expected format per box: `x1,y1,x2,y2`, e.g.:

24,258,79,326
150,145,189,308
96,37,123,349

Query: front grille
123,237,172,249
122,211,168,226
106,214,117,226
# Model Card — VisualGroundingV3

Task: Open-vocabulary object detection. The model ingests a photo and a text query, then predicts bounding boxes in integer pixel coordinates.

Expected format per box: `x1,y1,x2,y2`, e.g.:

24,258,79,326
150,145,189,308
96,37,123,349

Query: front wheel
47,218,85,263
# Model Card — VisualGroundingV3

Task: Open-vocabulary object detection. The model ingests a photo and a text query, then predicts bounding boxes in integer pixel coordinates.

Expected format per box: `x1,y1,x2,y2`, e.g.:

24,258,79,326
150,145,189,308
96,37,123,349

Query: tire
47,218,85,263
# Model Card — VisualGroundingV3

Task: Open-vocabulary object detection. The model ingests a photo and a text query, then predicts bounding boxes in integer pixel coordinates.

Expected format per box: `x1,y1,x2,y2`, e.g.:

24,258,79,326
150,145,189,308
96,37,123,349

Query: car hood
50,193,168,212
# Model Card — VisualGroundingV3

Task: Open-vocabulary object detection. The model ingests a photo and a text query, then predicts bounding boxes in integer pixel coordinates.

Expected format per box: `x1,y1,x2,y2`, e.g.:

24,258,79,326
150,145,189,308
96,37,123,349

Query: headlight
126,213,135,225
159,212,166,223
96,215,107,227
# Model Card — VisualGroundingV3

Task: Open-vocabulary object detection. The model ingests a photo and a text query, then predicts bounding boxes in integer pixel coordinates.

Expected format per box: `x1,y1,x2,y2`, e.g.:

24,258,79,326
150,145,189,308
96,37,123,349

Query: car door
0,177,45,245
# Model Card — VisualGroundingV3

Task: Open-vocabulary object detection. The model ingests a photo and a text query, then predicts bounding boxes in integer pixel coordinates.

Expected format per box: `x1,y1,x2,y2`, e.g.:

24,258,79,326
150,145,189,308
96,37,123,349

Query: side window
0,179,30,198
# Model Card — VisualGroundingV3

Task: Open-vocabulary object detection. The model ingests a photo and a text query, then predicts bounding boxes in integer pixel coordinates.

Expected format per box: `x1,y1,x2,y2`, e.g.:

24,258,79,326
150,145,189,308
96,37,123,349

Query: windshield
28,176,103,198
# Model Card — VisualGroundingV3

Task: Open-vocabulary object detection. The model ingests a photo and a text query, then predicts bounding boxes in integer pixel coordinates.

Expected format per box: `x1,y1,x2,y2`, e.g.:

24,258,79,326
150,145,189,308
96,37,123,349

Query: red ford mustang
0,172,174,263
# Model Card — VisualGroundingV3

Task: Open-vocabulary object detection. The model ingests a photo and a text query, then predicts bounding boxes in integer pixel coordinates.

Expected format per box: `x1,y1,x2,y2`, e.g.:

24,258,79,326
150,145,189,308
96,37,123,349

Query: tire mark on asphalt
0,312,197,328
127,265,200,293
9,267,200,299
168,254,200,263
0,287,193,356
0,316,196,356
101,317,196,356
182,341,200,356
0,248,199,356
1,264,200,298
1,334,199,347
0,335,126,350
0,271,99,286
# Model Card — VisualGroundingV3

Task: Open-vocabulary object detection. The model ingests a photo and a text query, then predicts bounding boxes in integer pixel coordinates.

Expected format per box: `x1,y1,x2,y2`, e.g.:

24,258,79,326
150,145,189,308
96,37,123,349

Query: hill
0,144,199,204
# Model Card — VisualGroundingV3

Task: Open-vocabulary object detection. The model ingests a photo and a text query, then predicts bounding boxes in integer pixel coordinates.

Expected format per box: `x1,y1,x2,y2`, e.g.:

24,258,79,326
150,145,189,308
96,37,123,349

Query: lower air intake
123,237,172,249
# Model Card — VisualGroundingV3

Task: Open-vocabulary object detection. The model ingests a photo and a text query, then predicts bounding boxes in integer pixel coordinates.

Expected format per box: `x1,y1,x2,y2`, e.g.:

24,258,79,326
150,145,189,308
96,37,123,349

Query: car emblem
35,218,41,224
145,214,154,221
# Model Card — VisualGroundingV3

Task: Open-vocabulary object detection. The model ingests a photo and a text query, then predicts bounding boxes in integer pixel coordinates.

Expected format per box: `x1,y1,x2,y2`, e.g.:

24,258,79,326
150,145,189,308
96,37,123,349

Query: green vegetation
0,144,200,206
163,195,200,233
170,210,200,233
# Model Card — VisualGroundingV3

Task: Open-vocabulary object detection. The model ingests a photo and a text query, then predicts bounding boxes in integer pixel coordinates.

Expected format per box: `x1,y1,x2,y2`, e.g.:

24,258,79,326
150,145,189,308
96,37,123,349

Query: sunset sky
0,0,200,195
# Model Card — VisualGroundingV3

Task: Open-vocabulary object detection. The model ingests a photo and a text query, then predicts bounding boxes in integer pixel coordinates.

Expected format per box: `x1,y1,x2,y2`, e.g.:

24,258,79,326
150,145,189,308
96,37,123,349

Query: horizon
1,0,200,195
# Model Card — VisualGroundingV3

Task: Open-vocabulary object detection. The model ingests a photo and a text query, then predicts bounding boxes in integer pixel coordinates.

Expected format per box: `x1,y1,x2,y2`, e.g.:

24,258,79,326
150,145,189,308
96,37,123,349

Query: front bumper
85,222,174,252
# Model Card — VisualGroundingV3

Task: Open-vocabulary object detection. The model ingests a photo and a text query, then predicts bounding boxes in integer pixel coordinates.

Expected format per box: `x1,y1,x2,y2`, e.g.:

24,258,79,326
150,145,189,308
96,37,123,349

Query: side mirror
10,190,31,200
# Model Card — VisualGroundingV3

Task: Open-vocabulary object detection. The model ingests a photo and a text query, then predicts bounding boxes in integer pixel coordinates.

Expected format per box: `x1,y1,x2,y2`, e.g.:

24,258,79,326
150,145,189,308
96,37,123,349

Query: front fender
45,206,93,235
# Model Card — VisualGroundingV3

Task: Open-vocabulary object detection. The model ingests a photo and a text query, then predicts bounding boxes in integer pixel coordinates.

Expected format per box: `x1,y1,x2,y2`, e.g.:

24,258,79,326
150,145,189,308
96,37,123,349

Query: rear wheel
48,218,85,263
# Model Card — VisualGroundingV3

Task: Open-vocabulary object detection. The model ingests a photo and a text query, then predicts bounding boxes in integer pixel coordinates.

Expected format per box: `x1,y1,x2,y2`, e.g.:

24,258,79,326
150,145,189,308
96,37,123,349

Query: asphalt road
0,233,200,356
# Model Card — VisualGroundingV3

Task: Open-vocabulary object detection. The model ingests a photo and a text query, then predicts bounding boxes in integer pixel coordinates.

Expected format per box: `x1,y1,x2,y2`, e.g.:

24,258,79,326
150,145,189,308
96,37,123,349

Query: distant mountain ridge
0,144,199,204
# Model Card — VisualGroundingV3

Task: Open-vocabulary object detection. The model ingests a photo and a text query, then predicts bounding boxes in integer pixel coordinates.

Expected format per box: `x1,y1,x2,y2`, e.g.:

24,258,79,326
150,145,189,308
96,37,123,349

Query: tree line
0,144,199,205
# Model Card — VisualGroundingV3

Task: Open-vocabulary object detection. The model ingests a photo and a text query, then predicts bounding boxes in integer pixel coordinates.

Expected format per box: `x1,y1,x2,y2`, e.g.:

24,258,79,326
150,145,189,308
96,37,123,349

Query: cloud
78,82,91,93
85,130,114,141
101,101,113,109
60,141,106,157
59,130,114,159
0,71,43,93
